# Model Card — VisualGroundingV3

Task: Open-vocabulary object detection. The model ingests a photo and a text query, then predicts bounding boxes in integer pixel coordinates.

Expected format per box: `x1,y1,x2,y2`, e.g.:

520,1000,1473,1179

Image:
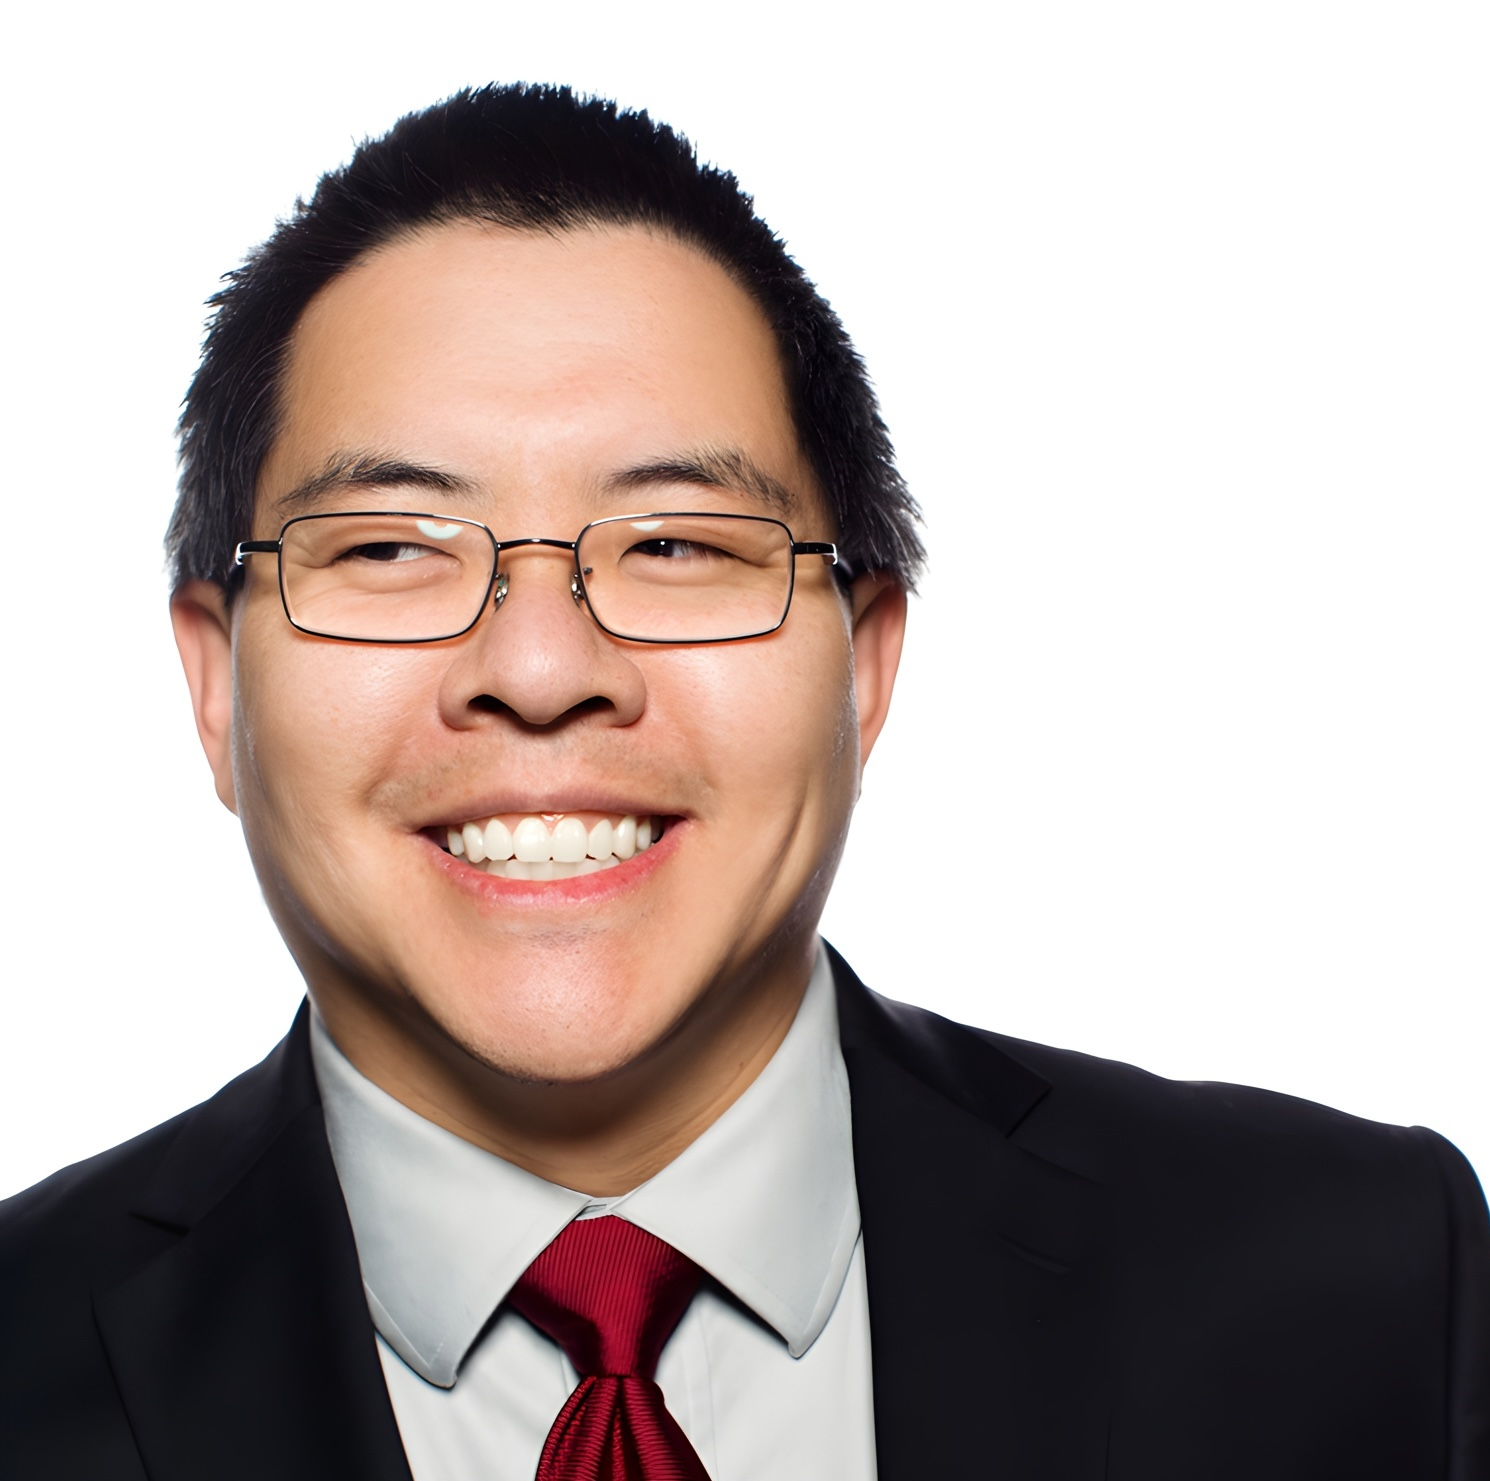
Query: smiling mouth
437,812,667,880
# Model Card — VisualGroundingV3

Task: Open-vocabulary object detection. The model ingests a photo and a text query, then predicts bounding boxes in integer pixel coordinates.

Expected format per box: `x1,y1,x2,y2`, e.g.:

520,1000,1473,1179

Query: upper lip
415,794,685,830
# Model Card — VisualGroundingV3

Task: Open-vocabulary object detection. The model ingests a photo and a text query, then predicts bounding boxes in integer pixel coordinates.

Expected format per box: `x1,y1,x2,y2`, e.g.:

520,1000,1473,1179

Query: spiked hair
167,84,923,593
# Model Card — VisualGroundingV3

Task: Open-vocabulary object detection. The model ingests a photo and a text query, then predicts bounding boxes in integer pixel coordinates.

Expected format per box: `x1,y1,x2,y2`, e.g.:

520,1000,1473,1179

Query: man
2,84,1485,1481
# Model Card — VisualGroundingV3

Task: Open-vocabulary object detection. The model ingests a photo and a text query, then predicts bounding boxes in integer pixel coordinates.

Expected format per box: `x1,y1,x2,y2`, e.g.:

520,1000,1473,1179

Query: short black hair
166,83,924,592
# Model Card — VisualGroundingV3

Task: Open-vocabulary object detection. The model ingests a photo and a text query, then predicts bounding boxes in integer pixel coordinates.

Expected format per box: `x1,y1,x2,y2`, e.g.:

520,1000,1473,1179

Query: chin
450,1019,664,1088
424,973,682,1088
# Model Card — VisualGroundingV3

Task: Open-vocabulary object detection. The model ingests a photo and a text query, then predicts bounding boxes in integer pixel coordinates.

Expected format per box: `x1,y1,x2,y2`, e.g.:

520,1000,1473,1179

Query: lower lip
426,821,683,908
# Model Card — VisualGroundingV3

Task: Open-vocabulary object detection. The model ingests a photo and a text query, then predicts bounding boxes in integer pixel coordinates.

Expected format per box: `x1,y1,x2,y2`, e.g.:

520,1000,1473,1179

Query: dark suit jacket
3,948,1487,1479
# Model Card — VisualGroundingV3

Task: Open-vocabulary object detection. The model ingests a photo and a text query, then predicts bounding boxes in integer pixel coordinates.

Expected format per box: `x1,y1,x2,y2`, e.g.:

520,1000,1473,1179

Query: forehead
257,221,818,526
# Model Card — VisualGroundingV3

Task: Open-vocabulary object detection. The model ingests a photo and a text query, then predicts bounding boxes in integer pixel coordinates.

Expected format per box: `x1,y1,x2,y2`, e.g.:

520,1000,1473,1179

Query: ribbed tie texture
507,1216,712,1481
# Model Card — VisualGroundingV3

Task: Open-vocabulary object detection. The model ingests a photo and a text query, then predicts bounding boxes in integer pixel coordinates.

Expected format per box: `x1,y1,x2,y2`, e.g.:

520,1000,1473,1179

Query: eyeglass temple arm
791,541,837,562
234,540,280,565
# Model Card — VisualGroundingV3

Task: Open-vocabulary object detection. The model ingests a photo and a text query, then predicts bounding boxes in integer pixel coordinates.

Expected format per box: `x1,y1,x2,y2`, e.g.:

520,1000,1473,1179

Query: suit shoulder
0,1108,202,1461
840,962,1480,1213
945,1015,1484,1229
976,1020,1438,1148
2,1108,189,1233
1,1009,315,1289
0,1110,192,1269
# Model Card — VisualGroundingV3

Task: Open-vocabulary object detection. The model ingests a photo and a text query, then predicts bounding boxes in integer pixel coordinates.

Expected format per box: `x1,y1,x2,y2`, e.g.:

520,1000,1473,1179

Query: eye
625,538,730,562
339,540,439,564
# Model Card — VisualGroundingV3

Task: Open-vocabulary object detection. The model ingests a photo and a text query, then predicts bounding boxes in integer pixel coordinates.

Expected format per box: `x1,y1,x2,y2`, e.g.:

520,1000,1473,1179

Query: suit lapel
834,949,1110,1480
94,1008,412,1481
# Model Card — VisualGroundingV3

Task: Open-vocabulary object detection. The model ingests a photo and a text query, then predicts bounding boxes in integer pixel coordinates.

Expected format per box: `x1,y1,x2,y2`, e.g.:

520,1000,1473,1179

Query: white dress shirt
311,944,876,1481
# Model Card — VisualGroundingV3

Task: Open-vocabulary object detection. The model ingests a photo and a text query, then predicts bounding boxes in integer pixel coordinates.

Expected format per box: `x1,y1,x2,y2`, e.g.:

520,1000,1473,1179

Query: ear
170,581,238,814
847,573,907,767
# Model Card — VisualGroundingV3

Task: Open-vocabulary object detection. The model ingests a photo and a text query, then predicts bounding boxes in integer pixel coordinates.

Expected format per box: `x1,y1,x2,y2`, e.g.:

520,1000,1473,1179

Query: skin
172,222,906,1195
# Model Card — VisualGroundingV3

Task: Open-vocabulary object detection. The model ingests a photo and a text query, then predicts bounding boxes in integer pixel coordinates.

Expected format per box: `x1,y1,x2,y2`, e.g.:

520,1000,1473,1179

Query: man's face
177,222,903,1095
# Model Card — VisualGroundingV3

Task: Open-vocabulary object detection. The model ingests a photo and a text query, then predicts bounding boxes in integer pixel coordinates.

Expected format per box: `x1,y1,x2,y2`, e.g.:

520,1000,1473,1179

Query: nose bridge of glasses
490,536,587,613
495,536,581,556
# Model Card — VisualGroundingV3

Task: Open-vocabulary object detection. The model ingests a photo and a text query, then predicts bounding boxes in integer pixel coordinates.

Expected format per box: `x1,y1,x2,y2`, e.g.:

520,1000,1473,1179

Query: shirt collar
312,943,859,1387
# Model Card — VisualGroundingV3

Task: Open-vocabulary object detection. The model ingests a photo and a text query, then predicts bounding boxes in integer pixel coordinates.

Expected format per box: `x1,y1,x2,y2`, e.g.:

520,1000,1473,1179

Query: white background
2,3,1485,1197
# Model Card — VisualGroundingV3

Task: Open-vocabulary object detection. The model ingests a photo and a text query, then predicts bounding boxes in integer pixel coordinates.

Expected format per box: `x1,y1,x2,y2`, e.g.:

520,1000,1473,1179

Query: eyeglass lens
277,512,801,643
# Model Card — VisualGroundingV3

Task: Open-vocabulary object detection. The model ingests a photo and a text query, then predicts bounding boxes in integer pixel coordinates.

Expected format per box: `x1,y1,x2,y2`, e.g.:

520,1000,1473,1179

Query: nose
437,544,646,729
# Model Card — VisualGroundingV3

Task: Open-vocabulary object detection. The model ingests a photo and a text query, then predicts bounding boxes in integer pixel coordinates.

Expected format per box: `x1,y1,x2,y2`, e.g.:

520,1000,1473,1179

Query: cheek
660,619,859,824
232,629,434,842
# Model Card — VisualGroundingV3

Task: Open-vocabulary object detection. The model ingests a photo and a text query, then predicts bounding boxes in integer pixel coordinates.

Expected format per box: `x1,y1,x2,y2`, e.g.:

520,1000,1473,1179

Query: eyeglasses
234,511,840,645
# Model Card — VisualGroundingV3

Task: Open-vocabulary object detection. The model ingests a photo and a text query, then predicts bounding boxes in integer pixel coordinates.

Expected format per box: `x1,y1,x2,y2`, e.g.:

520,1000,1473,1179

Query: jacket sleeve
1418,1128,1490,1481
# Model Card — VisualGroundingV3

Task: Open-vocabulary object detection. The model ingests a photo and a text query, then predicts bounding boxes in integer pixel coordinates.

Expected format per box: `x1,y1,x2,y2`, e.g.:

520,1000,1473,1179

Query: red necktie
507,1216,713,1481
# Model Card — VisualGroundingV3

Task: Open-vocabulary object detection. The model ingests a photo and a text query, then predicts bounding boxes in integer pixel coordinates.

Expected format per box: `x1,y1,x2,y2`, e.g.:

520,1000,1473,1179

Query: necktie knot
507,1218,712,1480
508,1216,702,1380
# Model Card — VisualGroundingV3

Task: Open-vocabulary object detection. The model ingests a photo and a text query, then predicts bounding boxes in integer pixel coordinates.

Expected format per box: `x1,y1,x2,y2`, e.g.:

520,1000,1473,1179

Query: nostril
468,693,616,721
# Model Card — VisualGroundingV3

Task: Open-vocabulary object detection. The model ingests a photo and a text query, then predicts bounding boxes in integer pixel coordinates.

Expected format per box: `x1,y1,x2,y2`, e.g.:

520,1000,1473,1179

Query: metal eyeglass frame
233,509,841,645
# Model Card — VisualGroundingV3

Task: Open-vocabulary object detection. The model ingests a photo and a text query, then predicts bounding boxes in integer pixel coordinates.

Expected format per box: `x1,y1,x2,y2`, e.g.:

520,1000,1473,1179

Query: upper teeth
446,813,658,879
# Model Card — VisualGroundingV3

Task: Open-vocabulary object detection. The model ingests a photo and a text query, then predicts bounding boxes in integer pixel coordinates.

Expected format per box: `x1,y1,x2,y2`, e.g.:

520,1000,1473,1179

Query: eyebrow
274,453,477,512
273,445,800,517
603,447,799,515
